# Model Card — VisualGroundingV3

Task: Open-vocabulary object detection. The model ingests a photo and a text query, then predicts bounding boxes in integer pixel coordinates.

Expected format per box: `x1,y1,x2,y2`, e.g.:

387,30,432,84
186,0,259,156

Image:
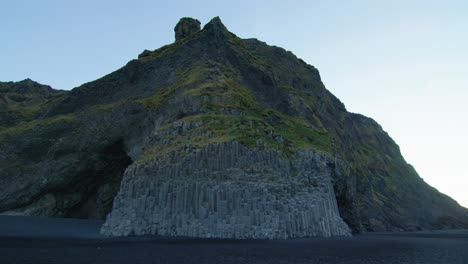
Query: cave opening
65,139,132,219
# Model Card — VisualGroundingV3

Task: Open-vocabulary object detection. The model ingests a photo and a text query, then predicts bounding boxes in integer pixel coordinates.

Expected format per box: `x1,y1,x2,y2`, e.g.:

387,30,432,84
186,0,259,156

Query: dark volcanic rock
102,142,350,238
0,79,66,127
0,17,467,237
174,17,201,41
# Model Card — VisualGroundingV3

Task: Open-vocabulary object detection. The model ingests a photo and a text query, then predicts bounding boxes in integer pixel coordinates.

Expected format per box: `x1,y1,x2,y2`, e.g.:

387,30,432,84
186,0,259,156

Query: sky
1,0,467,207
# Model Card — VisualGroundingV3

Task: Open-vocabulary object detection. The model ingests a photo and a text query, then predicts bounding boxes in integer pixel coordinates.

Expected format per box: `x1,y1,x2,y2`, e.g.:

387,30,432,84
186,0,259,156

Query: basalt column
101,142,351,238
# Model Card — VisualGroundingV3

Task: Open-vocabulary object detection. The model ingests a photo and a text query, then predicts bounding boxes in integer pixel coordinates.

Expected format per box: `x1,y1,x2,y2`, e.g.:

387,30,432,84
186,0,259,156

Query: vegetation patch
0,114,76,138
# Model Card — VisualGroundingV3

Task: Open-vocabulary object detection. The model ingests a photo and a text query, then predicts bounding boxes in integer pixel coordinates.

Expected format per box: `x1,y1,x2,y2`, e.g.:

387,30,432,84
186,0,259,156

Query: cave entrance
65,139,132,219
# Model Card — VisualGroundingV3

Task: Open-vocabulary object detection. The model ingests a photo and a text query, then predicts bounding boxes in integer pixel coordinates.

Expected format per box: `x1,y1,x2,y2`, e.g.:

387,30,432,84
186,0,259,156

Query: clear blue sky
2,0,467,207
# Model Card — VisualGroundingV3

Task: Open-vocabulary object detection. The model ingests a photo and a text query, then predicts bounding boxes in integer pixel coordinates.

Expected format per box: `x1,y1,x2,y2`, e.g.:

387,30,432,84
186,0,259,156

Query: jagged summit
174,17,201,41
203,16,228,33
0,78,54,93
1,17,467,238
173,16,233,46
201,16,234,44
0,79,66,127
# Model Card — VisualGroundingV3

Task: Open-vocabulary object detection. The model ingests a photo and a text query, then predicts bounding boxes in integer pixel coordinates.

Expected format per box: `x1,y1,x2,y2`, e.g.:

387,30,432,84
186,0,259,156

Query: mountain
0,79,66,127
0,17,467,238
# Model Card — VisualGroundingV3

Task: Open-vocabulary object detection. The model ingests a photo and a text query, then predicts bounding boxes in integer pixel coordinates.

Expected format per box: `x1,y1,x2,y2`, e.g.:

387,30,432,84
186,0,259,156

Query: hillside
0,17,467,237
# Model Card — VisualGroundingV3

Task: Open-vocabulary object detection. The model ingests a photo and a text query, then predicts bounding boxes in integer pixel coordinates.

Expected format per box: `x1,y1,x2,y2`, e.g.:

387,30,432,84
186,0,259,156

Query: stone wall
101,142,351,238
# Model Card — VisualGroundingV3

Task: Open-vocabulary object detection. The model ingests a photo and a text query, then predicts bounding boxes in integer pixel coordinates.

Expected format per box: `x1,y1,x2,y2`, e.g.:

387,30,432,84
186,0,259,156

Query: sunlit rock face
101,142,351,238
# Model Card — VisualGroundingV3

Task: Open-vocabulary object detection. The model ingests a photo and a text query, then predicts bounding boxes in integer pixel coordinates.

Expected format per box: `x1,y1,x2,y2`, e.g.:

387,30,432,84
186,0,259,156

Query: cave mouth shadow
65,139,132,220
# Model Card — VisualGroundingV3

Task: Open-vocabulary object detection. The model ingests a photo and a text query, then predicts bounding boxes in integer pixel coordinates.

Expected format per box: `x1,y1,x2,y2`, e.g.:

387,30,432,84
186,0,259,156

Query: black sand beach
0,216,467,264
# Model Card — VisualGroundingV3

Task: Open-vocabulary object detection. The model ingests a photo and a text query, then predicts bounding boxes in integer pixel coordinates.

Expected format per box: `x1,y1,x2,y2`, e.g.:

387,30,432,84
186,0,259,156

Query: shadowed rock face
1,17,468,237
0,79,66,127
174,17,201,41
0,138,131,219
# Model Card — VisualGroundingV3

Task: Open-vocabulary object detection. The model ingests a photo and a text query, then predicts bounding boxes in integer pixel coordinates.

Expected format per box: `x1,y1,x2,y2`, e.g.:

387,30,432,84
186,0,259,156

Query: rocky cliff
0,17,467,237
101,142,350,238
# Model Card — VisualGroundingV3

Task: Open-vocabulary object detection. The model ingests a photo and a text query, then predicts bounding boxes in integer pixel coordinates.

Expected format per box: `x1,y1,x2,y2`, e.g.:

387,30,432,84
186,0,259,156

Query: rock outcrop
0,79,66,127
174,17,201,41
101,142,350,238
1,17,468,237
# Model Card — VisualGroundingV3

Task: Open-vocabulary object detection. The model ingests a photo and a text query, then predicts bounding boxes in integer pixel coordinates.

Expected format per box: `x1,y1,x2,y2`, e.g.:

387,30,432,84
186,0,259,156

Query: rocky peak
174,17,201,41
202,16,231,40
0,79,57,95
203,16,227,32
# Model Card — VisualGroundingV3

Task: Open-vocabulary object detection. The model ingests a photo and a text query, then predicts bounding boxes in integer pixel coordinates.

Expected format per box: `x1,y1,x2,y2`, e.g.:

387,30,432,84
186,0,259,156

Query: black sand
0,216,467,264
